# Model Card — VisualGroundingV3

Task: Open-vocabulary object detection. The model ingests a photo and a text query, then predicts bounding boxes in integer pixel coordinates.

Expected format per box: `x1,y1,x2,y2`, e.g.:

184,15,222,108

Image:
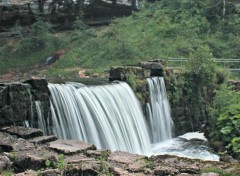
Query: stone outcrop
138,60,165,77
109,60,167,81
49,139,96,154
109,66,145,81
229,80,240,91
0,79,50,128
0,0,134,35
0,126,239,176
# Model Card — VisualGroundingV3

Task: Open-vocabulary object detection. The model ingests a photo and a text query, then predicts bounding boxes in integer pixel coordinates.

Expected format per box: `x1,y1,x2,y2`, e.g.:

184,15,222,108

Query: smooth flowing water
33,78,218,160
146,77,174,143
35,101,48,135
48,82,151,155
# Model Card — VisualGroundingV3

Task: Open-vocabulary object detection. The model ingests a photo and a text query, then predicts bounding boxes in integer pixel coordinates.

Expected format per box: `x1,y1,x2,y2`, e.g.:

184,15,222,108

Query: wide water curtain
146,77,174,143
48,82,151,155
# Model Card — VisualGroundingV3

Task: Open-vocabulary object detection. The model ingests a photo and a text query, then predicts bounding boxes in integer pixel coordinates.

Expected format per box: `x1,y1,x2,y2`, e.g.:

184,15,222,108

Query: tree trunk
223,0,226,20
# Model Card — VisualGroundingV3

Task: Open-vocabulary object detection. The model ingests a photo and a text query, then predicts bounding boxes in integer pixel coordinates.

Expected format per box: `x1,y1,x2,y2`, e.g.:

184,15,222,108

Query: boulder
229,80,240,91
30,135,58,144
0,156,12,171
138,60,164,77
109,66,145,81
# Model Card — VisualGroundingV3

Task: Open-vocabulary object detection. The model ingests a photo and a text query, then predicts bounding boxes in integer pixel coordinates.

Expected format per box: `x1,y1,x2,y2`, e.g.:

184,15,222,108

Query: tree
184,46,217,130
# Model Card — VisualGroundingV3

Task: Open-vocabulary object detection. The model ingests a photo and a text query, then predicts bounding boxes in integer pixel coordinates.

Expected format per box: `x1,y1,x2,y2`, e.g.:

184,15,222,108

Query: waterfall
146,77,174,143
35,101,48,135
48,82,152,155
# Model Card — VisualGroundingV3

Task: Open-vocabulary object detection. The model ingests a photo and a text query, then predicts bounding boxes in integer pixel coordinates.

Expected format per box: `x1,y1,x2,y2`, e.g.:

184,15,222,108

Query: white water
146,77,174,143
48,82,152,155
152,132,220,161
33,78,219,161
35,101,48,135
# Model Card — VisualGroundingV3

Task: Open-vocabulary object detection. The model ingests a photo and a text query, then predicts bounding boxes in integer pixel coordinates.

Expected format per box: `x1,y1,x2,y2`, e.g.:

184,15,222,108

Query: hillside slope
0,1,239,80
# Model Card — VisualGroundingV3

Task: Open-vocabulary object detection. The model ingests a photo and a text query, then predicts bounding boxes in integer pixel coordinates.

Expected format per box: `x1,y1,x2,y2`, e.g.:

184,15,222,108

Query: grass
0,2,239,79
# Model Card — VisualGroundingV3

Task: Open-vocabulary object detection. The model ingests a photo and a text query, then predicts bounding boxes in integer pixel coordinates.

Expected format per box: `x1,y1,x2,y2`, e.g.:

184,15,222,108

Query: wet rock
49,139,96,155
30,135,58,144
0,155,12,171
109,66,145,81
1,126,43,139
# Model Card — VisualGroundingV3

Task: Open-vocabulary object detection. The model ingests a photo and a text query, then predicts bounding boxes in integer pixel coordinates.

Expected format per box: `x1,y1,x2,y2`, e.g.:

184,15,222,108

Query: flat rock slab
108,151,145,165
1,126,43,139
49,139,96,154
108,151,147,172
30,135,57,144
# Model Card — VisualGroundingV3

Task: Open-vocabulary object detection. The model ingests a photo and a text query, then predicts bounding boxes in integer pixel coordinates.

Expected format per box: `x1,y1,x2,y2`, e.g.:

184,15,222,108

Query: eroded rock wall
0,79,50,127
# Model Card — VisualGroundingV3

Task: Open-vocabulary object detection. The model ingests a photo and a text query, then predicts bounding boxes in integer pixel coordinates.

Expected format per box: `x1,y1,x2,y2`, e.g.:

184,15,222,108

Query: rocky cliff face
0,79,50,127
0,0,134,36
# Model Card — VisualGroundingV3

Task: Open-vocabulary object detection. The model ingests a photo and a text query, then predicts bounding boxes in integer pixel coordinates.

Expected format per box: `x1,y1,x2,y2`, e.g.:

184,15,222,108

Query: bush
209,84,240,159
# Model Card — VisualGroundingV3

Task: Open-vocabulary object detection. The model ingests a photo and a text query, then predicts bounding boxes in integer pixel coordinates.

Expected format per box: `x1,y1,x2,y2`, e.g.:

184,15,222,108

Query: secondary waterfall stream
146,77,173,143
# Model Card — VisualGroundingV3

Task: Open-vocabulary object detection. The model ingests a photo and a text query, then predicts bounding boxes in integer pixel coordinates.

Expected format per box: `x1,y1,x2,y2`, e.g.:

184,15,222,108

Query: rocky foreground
0,126,239,176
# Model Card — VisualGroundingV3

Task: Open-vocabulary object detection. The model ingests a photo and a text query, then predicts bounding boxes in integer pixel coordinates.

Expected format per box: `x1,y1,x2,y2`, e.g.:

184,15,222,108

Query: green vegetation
97,152,113,176
184,46,219,130
209,85,240,159
1,0,240,79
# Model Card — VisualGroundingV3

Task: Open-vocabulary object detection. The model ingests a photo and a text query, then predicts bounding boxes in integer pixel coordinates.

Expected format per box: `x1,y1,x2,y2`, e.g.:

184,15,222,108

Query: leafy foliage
209,84,240,159
184,46,218,130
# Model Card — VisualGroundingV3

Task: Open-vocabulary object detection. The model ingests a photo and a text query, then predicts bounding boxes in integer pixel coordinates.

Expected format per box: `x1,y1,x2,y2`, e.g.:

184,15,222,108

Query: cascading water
48,82,152,155
33,78,218,160
146,77,174,143
35,101,48,135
